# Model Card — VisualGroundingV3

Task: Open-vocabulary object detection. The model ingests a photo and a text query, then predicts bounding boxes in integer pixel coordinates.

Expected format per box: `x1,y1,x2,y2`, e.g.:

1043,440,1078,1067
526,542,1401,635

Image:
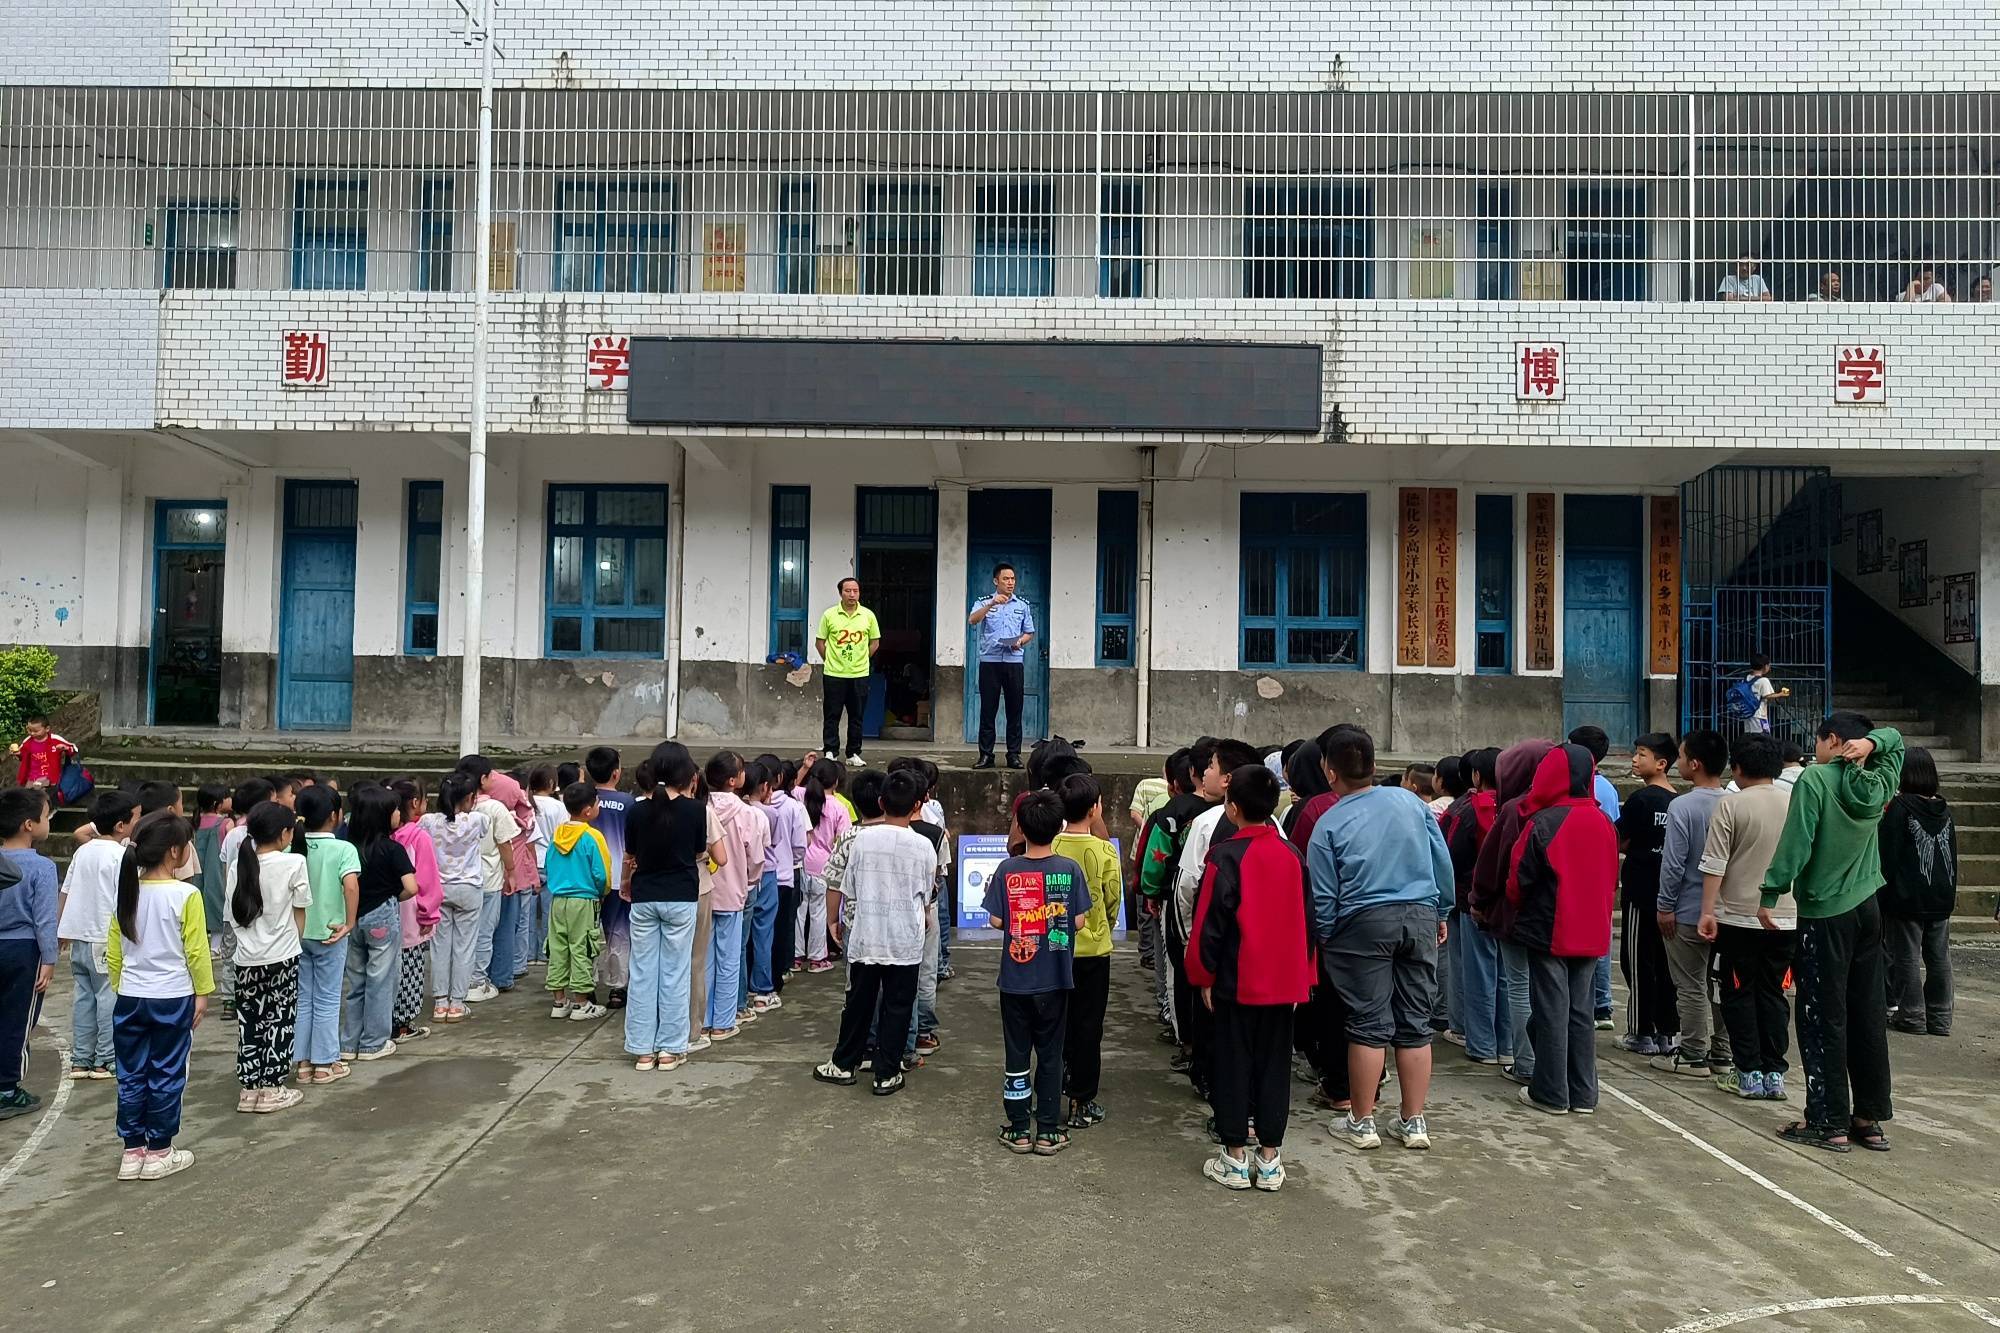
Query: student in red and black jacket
1185,764,1314,1191
1504,744,1618,1115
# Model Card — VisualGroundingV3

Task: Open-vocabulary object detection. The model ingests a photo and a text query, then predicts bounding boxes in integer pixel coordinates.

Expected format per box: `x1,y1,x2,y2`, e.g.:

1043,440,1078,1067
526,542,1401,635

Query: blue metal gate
1680,466,1833,746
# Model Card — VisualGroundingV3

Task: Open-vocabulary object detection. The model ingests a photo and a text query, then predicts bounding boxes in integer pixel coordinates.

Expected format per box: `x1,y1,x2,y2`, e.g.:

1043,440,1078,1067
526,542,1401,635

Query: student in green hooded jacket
1758,712,1902,1154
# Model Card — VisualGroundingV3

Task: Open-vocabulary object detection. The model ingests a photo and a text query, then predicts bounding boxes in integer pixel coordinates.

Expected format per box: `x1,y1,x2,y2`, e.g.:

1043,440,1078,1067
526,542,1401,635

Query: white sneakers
550,1001,572,1019
568,1002,607,1021
355,1041,397,1062
465,983,500,1003
138,1147,195,1181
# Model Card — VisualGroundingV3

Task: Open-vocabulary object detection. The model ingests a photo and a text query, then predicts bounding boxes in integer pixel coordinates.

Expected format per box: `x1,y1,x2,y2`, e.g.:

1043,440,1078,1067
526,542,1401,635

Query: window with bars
973,179,1055,296
1475,494,1514,674
1100,179,1146,298
1566,186,1650,301
292,177,367,291
776,178,817,295
405,481,443,656
1476,187,1514,300
1240,493,1367,669
862,180,942,295
546,485,669,658
769,485,811,658
415,176,454,292
1244,184,1374,299
554,178,677,294
163,200,238,290
1095,490,1139,666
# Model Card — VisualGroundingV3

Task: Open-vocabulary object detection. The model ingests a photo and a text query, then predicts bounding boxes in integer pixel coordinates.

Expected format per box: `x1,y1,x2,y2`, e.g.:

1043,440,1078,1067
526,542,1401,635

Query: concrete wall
1835,477,1981,676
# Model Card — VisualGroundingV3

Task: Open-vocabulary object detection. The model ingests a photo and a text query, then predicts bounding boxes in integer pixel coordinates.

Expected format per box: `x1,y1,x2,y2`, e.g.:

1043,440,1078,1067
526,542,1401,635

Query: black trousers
1716,923,1795,1075
0,938,41,1091
1310,953,1353,1101
1526,951,1598,1113
977,660,1026,759
821,673,869,757
831,962,918,1084
772,881,801,988
1001,990,1068,1131
1211,998,1295,1149
1796,897,1893,1131
1620,889,1679,1038
1065,955,1111,1103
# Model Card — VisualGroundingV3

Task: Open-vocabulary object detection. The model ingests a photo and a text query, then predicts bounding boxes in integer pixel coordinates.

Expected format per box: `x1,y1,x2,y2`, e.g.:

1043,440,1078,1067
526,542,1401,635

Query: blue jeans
1593,952,1613,1018
707,910,745,1030
70,947,117,1069
1457,914,1509,1061
473,890,501,988
1500,938,1535,1079
625,900,698,1056
488,893,523,992
294,935,349,1065
516,881,547,967
339,901,401,1056
748,869,779,996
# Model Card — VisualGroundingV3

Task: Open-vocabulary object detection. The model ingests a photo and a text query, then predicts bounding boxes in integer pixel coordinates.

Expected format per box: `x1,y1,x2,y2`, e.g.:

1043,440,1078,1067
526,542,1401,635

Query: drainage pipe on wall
663,442,690,737
1136,446,1157,748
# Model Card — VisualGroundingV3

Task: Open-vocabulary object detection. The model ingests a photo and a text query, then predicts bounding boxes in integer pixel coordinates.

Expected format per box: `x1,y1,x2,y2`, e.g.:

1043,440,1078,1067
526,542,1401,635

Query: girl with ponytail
389,778,443,1043
228,801,309,1115
796,757,850,972
421,772,488,1022
105,810,209,1181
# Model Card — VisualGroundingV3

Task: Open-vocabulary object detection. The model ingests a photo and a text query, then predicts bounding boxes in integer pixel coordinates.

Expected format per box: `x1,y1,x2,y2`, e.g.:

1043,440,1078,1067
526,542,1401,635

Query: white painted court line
1662,1295,1950,1333
0,1036,72,1191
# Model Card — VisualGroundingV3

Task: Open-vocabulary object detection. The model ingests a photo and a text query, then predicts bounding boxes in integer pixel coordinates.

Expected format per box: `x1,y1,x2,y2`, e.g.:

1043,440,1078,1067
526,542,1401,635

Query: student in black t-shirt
341,784,418,1062
623,742,727,1071
1615,734,1681,1055
986,791,1091,1157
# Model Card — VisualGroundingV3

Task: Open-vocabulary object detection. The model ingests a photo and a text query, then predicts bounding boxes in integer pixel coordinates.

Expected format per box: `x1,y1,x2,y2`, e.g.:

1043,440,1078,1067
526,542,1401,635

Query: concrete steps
1834,681,1967,763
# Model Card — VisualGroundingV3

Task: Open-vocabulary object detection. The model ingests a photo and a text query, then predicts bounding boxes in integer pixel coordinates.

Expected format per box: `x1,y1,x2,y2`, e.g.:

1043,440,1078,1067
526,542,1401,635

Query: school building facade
6,2,2000,755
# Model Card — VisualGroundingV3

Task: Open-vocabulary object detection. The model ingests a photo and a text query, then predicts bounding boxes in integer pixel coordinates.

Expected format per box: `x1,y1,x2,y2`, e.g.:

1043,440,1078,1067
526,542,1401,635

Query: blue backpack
1723,676,1760,721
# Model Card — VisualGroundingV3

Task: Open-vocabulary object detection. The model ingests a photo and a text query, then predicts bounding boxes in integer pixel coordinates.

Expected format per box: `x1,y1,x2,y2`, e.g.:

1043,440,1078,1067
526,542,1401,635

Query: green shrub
0,645,59,741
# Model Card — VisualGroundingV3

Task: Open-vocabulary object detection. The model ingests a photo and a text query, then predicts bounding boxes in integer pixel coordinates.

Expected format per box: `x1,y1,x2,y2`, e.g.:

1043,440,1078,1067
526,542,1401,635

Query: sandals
999,1127,1035,1154
1850,1121,1891,1152
1032,1129,1071,1156
1777,1120,1851,1153
1065,1099,1107,1129
633,1054,658,1072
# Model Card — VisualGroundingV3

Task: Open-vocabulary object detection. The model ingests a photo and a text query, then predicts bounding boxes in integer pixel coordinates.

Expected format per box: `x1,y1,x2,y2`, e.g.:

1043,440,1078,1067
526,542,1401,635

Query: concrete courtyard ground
4,941,2000,1333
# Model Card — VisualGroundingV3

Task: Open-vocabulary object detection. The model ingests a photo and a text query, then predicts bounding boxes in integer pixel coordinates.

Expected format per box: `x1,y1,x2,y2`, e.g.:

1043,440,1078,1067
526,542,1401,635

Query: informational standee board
956,834,1126,934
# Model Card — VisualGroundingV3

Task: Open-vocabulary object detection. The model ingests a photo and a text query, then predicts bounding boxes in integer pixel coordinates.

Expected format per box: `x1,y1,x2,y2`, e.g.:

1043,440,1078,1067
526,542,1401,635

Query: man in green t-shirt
816,577,881,767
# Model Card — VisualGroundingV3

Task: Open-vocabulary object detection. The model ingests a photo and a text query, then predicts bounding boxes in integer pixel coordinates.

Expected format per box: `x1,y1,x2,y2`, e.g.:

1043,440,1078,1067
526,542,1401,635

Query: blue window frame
1100,179,1146,298
1475,494,1514,674
770,485,811,658
1239,493,1367,669
163,200,238,289
1566,186,1649,301
291,176,367,291
776,178,817,295
1095,490,1139,666
416,176,454,291
554,179,678,293
546,485,669,657
1244,183,1374,298
974,179,1054,296
862,180,942,295
404,481,443,656
1476,187,1514,300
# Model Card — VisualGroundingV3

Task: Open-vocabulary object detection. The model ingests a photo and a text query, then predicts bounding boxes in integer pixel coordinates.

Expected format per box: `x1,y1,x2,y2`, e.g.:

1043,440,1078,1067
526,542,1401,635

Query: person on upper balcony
1896,265,1952,302
1806,270,1843,302
1717,254,1773,301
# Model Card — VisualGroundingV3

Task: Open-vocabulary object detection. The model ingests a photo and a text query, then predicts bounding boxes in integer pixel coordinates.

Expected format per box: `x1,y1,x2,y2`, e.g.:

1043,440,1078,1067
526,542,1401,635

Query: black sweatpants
821,674,869,757
1620,888,1679,1038
1211,998,1294,1150
772,881,801,989
1796,897,1893,1132
0,938,41,1092
1065,955,1111,1104
1309,954,1352,1102
1001,990,1069,1131
831,962,919,1085
1715,923,1795,1075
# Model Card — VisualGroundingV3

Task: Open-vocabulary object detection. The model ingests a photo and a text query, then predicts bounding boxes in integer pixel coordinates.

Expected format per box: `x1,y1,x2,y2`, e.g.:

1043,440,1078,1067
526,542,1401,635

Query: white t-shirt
57,835,127,945
1898,282,1949,303
840,824,940,966
1752,674,1776,720
1718,273,1769,300
473,796,518,893
234,849,312,968
533,795,565,868
220,824,251,900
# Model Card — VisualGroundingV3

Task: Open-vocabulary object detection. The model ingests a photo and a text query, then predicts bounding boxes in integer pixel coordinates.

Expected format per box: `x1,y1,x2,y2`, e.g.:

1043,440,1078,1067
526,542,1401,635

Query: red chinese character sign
586,335,631,392
1648,495,1681,676
1834,345,1885,404
1516,342,1565,401
280,330,329,388
1397,489,1427,666
1526,493,1556,671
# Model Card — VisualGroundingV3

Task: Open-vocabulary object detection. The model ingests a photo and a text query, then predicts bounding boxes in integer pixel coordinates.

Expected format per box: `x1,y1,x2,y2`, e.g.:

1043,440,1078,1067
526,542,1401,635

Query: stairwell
1833,678,1968,764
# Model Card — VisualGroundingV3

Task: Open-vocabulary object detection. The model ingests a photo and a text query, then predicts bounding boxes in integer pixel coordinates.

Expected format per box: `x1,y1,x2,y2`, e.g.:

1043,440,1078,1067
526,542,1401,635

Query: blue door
279,481,358,730
1563,496,1643,743
964,490,1052,746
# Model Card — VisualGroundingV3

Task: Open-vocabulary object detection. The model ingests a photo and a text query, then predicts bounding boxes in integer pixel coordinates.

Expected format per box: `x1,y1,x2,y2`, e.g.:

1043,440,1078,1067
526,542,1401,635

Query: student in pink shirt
795,757,850,973
702,752,769,1041
390,778,444,1043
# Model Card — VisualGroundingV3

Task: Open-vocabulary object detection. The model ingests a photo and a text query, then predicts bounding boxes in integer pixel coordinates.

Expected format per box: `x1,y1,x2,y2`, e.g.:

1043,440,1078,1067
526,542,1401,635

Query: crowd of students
0,707,1977,1187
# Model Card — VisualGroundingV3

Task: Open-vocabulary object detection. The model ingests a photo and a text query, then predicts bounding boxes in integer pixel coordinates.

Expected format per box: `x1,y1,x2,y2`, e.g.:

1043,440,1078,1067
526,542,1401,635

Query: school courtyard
4,937,1998,1333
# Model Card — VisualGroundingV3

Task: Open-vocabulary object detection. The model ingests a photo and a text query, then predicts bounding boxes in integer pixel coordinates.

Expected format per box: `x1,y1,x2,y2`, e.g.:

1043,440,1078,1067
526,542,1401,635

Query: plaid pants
395,941,431,1025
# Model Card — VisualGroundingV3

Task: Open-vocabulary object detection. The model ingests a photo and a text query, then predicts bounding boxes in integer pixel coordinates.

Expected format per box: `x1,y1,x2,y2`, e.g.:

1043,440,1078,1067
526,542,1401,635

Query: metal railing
2,87,1997,301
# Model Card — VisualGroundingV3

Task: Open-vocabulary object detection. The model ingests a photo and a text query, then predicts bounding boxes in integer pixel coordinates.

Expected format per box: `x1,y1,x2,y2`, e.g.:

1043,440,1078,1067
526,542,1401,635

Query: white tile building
6,1,2000,754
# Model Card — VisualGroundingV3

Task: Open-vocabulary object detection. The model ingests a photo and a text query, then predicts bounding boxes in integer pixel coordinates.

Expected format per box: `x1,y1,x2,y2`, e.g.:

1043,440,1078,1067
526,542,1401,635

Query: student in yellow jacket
1054,772,1122,1129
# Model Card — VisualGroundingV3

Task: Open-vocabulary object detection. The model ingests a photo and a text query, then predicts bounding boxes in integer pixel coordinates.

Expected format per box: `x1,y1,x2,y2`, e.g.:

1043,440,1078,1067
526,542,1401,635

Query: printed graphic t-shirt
983,853,1091,996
